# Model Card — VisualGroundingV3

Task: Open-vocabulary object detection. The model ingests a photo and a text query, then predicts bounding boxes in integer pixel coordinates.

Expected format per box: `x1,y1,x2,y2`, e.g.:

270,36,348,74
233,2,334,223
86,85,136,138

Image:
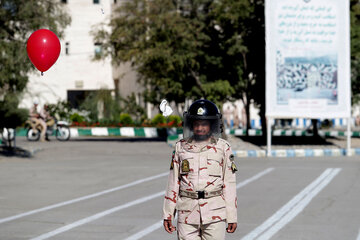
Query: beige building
20,0,114,109
20,0,156,117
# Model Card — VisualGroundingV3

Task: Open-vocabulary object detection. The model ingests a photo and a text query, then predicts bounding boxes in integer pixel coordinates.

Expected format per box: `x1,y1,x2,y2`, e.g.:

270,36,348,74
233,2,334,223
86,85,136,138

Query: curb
167,129,360,148
69,127,160,138
14,127,167,138
166,133,360,158
226,129,360,137
8,127,360,138
233,148,360,158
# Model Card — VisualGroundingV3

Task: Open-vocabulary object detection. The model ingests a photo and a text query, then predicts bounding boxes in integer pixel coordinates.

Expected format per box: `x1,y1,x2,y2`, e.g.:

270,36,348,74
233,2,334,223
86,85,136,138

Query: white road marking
242,168,341,240
124,168,275,240
0,172,168,225
258,168,341,240
30,191,166,240
236,168,275,189
357,228,360,240
124,220,163,240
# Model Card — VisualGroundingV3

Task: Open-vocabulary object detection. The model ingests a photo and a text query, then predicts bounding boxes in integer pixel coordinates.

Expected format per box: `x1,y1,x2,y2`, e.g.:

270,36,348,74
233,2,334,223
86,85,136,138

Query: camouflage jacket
162,137,237,225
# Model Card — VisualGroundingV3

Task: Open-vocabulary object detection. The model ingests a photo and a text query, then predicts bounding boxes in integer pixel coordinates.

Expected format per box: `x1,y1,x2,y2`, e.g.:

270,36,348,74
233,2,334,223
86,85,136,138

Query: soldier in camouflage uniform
163,99,238,239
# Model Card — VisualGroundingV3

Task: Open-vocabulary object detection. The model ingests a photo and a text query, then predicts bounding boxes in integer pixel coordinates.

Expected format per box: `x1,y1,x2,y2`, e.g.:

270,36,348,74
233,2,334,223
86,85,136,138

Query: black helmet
186,99,221,120
183,99,222,140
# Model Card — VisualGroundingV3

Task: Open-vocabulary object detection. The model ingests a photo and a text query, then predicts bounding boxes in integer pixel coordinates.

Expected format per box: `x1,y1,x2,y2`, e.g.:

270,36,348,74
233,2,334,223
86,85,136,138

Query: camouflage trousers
177,220,226,240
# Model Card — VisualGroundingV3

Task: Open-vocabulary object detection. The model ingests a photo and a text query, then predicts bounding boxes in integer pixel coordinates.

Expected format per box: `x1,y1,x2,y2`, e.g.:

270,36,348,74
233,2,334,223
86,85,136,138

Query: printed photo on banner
266,0,350,118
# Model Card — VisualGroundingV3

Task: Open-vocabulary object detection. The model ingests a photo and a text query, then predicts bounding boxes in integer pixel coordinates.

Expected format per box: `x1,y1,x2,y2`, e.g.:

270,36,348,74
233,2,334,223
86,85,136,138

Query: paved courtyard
0,138,360,239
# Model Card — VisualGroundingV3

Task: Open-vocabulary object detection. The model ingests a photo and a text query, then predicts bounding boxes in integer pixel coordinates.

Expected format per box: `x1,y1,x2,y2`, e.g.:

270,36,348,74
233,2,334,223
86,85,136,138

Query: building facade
19,0,358,127
20,0,114,109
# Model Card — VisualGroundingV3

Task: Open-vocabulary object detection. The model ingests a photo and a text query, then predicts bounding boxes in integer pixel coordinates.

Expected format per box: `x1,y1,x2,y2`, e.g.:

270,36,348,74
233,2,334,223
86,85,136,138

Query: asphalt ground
0,138,360,240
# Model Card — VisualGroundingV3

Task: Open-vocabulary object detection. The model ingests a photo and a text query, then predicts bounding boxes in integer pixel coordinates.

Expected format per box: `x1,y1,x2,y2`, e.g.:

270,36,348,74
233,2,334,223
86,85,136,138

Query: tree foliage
351,0,360,104
0,0,71,130
80,89,121,122
93,0,249,108
93,0,360,134
120,93,146,123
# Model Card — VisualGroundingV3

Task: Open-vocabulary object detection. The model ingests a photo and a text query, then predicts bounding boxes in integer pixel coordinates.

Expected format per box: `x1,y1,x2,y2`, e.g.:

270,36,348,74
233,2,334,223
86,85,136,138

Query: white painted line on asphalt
124,168,275,240
0,172,168,225
242,168,333,240
30,191,166,240
236,168,275,189
257,168,341,240
242,168,341,240
357,228,360,240
124,220,163,240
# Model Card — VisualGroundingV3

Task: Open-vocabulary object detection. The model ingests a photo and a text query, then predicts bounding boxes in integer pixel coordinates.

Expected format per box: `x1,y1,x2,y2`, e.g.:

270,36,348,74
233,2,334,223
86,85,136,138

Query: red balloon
26,29,61,74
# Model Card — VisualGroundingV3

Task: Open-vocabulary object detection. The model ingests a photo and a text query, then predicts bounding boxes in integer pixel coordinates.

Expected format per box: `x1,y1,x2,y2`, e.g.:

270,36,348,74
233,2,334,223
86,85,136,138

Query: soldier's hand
226,223,237,233
163,219,176,233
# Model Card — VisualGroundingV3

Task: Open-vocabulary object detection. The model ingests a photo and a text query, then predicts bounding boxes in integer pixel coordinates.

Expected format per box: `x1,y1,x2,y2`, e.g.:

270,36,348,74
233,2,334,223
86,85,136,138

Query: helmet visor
183,112,222,140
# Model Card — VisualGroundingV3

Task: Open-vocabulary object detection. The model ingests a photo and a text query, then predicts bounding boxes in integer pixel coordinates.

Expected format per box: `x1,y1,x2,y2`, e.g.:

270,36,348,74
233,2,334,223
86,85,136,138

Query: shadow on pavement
0,146,33,158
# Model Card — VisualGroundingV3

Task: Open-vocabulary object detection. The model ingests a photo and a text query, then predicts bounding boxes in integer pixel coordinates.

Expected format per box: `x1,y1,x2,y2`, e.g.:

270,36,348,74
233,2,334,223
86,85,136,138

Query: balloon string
41,72,43,76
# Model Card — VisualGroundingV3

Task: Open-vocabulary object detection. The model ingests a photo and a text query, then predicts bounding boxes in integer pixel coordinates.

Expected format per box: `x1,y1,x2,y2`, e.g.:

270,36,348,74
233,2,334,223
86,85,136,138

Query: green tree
92,0,238,109
351,0,360,104
0,0,71,131
93,0,360,138
80,89,121,122
121,93,146,123
210,0,260,133
215,0,360,137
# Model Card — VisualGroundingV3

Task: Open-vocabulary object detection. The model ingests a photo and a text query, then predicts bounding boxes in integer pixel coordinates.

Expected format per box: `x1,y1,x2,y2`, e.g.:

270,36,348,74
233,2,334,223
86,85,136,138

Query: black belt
179,189,223,199
197,191,205,199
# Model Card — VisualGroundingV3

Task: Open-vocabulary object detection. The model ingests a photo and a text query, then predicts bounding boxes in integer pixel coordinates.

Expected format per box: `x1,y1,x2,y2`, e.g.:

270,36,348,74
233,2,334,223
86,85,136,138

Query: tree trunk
259,104,267,141
6,130,12,148
114,78,120,101
311,119,319,137
245,96,251,136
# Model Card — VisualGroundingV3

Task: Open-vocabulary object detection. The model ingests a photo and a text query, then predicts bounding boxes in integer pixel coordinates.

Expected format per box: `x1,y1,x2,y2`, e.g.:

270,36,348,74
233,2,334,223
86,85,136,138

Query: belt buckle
197,191,205,199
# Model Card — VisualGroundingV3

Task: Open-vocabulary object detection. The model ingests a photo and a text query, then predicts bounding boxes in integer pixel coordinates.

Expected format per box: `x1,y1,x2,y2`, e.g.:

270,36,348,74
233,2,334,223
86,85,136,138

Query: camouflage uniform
163,136,237,239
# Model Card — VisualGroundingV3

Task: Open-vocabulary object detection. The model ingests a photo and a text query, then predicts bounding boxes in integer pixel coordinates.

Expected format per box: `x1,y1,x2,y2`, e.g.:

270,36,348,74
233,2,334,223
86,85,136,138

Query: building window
65,42,70,55
94,43,102,57
93,0,100,4
67,90,96,109
61,0,67,3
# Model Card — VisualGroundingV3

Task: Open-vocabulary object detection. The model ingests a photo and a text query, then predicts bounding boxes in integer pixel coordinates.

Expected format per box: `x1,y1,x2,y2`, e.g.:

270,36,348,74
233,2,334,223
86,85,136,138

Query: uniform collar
186,136,217,144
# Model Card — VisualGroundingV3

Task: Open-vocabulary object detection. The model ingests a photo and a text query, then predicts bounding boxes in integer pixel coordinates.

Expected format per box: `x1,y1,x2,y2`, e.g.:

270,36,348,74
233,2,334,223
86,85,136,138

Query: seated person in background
356,115,360,127
40,104,54,124
40,104,54,141
29,100,47,142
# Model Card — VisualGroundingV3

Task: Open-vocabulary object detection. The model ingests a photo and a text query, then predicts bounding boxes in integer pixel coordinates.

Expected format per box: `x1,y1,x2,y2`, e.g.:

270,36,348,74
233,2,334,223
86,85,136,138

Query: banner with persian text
265,0,350,118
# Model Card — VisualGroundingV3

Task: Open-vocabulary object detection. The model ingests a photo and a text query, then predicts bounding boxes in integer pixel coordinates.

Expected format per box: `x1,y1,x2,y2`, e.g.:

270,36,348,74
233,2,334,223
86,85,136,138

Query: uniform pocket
179,153,194,175
209,196,226,210
207,153,223,177
176,197,194,211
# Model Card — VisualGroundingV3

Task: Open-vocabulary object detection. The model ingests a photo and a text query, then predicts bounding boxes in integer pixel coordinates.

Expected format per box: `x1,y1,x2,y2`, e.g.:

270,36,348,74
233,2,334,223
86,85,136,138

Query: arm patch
229,154,237,172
